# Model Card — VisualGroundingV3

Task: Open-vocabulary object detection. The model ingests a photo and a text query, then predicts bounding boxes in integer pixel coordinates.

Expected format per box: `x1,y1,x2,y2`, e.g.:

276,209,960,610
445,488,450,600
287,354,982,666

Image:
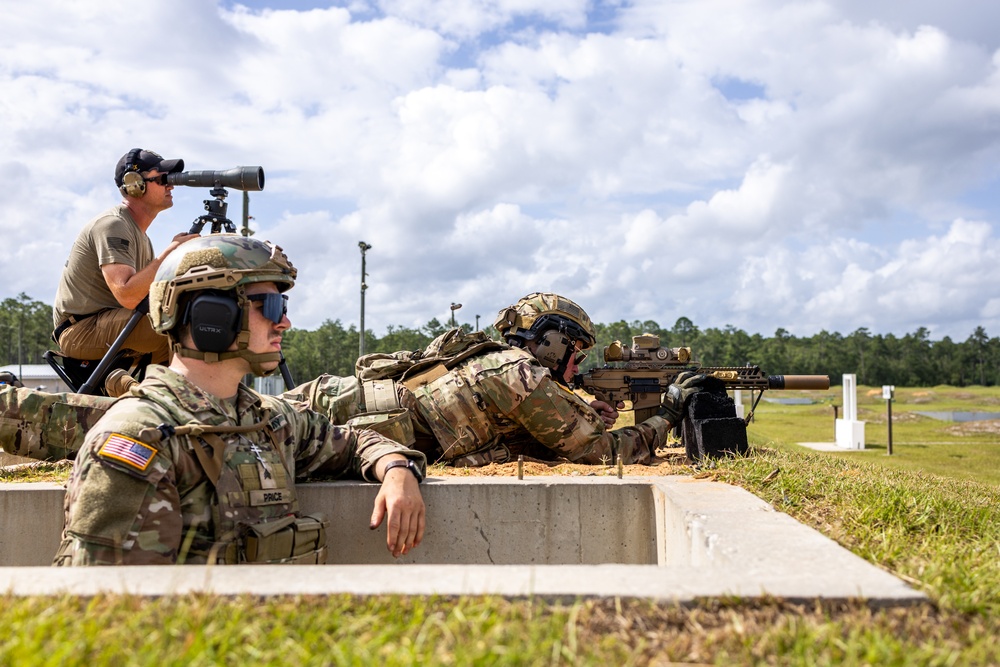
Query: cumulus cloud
1,0,999,343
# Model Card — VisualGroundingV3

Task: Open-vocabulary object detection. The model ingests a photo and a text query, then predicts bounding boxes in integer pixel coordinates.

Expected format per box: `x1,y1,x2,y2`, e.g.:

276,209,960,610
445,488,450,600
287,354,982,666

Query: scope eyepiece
166,166,264,191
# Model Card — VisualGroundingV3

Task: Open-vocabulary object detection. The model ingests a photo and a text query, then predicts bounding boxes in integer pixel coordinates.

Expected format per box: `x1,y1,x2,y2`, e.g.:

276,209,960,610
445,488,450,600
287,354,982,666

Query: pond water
761,397,815,405
913,411,1000,422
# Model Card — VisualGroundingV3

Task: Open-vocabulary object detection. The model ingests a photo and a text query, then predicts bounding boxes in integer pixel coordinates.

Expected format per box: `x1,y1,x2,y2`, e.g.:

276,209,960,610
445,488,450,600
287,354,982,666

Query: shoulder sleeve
60,401,182,565
280,374,361,425
92,214,139,268
262,395,426,482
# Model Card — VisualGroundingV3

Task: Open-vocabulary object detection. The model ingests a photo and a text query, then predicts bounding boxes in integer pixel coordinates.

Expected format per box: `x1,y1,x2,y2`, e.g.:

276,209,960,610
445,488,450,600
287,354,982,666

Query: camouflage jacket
302,348,670,466
53,366,425,566
401,347,669,466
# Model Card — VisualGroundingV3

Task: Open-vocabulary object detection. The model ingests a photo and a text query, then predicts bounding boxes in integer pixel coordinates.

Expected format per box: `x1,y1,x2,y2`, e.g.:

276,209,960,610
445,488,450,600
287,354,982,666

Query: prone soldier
298,293,709,467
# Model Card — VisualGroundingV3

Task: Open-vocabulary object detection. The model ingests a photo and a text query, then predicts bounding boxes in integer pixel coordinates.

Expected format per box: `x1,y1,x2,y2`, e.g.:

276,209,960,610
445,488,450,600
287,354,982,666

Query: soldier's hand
657,371,708,425
371,457,426,558
590,400,623,428
166,232,201,254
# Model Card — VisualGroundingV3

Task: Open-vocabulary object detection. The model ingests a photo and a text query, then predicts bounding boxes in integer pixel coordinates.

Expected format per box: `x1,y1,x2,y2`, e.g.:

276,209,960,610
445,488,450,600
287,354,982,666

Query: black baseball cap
114,149,185,187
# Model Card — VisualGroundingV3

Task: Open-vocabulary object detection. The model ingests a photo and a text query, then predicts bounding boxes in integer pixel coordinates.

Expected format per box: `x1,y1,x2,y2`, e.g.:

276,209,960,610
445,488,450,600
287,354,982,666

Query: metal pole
359,242,371,357
450,302,462,329
17,316,23,380
475,314,480,331
242,191,250,237
886,395,893,456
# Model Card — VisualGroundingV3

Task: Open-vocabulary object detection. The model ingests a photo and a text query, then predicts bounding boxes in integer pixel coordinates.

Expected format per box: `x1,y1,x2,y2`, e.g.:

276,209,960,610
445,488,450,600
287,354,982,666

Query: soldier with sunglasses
53,234,427,566
52,148,200,365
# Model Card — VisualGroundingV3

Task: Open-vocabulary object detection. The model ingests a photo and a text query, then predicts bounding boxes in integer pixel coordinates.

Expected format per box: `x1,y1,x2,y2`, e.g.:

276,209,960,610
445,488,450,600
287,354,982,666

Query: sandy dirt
428,446,693,477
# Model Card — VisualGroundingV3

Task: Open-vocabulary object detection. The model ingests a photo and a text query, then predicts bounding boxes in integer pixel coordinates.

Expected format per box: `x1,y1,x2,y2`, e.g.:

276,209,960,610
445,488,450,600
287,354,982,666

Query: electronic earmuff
120,148,147,198
535,329,575,370
182,291,242,353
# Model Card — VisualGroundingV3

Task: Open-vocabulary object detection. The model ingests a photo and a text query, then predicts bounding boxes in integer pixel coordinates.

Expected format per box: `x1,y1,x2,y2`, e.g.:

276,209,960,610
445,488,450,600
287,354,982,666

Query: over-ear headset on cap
120,148,147,198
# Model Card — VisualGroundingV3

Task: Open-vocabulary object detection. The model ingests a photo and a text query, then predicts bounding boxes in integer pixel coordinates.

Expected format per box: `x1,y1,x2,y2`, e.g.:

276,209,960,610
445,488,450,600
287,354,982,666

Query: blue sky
2,0,1000,342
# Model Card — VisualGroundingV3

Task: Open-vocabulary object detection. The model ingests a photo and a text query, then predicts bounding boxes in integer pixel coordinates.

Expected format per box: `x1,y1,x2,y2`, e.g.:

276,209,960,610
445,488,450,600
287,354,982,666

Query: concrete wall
305,478,658,565
0,483,65,567
0,477,925,604
0,478,659,567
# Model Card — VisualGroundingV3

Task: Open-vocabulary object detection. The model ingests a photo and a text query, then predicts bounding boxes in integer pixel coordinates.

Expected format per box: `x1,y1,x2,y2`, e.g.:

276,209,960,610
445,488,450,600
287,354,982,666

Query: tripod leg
77,298,150,395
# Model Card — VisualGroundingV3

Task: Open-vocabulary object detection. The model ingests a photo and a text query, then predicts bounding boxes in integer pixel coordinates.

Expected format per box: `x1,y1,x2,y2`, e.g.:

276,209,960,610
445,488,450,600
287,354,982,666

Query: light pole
450,302,462,329
241,191,255,237
475,314,480,331
359,242,372,357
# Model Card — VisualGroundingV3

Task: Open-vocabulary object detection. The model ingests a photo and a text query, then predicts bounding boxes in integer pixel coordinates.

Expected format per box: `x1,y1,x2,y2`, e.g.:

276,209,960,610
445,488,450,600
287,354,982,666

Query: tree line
4,293,999,387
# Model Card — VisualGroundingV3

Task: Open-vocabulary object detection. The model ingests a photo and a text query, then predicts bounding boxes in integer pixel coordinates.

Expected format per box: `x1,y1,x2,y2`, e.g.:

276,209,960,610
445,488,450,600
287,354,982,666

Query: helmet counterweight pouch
184,291,242,353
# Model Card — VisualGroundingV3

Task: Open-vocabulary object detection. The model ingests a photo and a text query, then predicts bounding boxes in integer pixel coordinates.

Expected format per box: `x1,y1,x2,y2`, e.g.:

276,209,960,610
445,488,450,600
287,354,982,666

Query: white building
0,363,72,393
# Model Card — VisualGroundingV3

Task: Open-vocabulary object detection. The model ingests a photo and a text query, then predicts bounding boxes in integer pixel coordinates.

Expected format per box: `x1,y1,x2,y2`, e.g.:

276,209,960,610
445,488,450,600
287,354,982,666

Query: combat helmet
149,234,297,375
493,292,596,383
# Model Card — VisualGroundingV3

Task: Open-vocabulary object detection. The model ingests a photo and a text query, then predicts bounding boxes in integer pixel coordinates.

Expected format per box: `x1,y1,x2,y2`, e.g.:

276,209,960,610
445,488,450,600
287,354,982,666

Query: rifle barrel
768,375,830,390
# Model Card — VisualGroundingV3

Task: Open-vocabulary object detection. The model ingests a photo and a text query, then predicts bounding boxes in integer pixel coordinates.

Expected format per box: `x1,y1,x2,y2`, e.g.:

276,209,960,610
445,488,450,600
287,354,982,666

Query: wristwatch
382,458,424,483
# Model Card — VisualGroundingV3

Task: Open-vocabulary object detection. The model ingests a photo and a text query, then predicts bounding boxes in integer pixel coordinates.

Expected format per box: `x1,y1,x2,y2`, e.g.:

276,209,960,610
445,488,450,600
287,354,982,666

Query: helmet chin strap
173,345,282,376
551,348,575,386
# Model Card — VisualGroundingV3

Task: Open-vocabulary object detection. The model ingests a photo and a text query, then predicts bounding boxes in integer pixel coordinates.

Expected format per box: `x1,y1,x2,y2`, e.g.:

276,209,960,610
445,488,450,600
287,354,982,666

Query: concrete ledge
0,476,924,604
0,452,36,467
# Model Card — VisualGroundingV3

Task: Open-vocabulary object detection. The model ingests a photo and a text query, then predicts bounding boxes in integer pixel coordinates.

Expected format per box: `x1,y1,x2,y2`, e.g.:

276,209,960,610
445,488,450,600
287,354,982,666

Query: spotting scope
167,166,264,191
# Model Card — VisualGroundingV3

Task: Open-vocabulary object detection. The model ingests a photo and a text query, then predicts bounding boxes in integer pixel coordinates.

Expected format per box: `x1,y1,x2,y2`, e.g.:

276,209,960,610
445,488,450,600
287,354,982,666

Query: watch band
382,458,424,483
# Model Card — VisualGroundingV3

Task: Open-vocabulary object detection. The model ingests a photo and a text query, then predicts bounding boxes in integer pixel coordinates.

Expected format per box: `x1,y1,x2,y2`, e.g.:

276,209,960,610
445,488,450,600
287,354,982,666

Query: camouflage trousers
0,386,112,461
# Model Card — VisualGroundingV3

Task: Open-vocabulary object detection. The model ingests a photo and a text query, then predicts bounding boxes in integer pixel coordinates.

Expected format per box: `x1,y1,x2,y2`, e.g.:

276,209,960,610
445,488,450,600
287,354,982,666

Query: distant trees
585,317,1000,387
3,293,1000,387
0,293,53,367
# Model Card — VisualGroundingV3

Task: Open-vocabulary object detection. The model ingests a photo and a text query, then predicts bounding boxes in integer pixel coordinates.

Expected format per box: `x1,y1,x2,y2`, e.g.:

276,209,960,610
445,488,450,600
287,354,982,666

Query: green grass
3,385,1000,664
747,384,1000,485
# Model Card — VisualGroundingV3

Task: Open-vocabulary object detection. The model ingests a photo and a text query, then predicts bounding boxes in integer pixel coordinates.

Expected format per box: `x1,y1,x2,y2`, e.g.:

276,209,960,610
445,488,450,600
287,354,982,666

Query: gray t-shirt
53,204,154,327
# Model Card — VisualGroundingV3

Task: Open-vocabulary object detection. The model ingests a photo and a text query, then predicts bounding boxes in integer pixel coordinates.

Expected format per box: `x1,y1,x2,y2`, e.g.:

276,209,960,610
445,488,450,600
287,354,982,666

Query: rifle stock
573,335,830,423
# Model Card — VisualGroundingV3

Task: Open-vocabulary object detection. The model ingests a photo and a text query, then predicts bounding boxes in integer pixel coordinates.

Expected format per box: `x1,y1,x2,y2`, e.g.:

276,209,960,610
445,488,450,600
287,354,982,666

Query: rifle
573,334,830,424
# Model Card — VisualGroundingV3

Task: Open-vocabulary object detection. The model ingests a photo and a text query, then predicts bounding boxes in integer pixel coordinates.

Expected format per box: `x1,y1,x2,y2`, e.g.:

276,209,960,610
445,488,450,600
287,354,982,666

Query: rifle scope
167,166,264,191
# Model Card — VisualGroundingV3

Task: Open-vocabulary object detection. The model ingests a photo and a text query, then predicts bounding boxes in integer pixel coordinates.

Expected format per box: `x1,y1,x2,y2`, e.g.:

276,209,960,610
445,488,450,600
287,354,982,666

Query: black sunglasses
143,174,170,186
247,293,288,324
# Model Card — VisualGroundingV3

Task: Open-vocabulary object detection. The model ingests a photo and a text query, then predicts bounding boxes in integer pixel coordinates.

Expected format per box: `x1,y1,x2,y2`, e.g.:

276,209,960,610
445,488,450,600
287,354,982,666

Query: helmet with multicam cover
493,292,596,383
149,234,297,375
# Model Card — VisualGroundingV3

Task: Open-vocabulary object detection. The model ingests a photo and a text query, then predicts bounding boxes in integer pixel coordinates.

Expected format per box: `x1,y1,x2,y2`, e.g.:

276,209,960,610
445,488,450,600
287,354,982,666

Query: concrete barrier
0,476,925,604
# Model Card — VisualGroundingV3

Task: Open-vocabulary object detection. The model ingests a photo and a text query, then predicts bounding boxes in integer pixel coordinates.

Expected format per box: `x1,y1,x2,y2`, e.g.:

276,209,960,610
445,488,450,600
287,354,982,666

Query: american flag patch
98,433,156,471
108,237,131,252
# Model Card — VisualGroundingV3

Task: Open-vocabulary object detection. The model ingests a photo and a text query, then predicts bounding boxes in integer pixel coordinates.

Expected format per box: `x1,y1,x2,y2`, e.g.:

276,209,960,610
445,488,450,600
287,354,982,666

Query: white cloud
1,0,999,344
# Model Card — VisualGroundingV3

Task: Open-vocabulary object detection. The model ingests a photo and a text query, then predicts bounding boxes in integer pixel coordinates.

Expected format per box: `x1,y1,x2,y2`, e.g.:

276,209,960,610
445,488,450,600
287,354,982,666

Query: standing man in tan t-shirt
53,149,200,364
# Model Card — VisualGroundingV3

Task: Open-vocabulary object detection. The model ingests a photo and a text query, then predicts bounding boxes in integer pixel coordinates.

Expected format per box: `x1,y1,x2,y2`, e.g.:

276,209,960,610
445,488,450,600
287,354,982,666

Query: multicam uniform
304,346,671,467
0,385,111,461
53,365,425,566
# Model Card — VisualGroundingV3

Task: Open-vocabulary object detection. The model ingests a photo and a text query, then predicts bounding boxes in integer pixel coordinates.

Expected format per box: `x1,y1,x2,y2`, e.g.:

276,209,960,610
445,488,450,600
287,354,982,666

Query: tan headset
120,148,147,198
